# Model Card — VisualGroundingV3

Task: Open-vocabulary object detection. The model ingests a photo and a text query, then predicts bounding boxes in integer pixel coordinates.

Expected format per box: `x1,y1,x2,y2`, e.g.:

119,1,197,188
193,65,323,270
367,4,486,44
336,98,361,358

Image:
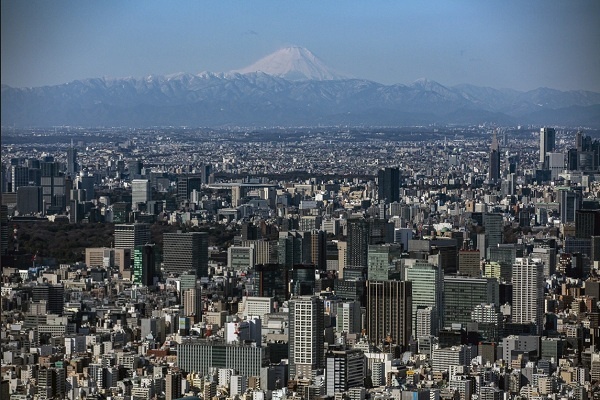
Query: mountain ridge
2,47,600,127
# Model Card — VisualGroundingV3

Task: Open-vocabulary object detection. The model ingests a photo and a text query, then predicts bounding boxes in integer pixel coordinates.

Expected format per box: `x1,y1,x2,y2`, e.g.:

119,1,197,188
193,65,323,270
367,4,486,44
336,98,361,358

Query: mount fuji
232,46,350,81
2,47,600,127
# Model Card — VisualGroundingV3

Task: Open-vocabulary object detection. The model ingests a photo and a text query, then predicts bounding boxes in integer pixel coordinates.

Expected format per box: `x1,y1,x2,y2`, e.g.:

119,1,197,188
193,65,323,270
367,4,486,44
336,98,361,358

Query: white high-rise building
289,296,324,379
336,301,362,334
114,223,150,255
512,257,545,335
404,259,443,337
131,179,151,210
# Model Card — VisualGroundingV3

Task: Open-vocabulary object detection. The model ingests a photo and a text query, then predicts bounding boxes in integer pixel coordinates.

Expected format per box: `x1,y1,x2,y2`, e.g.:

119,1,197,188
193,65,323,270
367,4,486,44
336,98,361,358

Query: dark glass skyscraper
489,130,500,182
377,167,400,203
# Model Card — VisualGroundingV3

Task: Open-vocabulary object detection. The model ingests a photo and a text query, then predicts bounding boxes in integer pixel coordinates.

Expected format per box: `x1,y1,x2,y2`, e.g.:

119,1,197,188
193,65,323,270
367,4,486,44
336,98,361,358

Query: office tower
177,175,203,202
32,284,65,315
576,210,600,239
66,145,77,176
512,258,544,335
458,249,481,277
483,213,503,258
37,367,66,399
228,246,255,270
443,276,499,328
347,218,369,267
133,244,157,287
416,307,435,339
540,127,556,165
289,296,325,380
291,264,317,296
310,230,327,270
131,179,151,210
489,130,500,182
183,287,203,323
404,259,443,337
377,167,400,203
368,244,401,281
179,340,266,377
336,301,362,334
16,186,43,214
85,247,130,272
163,232,209,277
0,205,8,255
128,159,143,177
241,222,260,240
165,372,182,400
325,349,365,395
253,264,289,301
40,160,65,213
366,280,412,350
114,224,151,255
559,189,582,224
76,175,95,202
11,165,29,192
278,231,312,267
546,152,564,180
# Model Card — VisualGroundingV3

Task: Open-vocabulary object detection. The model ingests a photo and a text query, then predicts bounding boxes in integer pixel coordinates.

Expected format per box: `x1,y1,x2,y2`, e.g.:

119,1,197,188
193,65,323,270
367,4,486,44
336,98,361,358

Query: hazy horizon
2,1,600,92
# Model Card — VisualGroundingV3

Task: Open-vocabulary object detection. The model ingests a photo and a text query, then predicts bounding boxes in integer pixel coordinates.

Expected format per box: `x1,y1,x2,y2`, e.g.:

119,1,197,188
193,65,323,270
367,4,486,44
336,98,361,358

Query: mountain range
2,47,600,128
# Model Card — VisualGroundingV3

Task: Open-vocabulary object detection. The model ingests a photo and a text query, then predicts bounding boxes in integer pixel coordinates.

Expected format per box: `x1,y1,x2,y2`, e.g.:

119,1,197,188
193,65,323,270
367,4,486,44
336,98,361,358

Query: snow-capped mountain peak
232,46,350,81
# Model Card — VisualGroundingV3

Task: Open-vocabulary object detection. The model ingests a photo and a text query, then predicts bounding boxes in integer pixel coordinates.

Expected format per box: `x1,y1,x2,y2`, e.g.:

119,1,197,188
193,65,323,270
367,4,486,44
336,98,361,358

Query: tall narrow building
366,280,412,351
512,257,545,335
131,179,151,210
540,127,556,166
489,130,500,182
289,296,325,380
377,167,400,203
163,232,209,277
346,218,369,268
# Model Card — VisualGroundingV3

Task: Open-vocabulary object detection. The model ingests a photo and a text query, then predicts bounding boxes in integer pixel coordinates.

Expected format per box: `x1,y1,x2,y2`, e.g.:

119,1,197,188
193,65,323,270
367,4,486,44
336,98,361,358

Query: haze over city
2,0,600,92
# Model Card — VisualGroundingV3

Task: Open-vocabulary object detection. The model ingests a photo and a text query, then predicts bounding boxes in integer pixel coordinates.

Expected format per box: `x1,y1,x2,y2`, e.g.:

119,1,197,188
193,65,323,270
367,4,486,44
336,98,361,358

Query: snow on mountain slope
232,46,350,81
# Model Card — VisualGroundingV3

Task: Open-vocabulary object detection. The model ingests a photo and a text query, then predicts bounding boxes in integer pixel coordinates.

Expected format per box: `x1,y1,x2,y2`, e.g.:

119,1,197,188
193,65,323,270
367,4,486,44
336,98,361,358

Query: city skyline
2,1,600,92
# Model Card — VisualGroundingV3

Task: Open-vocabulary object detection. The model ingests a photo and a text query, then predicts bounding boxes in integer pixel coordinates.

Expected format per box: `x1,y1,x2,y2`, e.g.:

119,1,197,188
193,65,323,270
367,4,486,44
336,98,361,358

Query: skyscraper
133,244,157,287
377,167,400,203
489,130,500,182
289,296,325,380
512,257,544,335
131,179,151,210
183,287,203,323
66,145,78,176
540,127,556,165
404,259,443,337
366,280,412,350
325,349,365,395
163,232,209,277
114,223,151,256
443,275,499,328
347,218,369,268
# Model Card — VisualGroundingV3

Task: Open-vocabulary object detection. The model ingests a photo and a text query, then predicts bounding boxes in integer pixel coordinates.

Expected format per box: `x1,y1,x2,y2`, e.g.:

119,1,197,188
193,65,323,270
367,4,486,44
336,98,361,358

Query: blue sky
2,1,599,91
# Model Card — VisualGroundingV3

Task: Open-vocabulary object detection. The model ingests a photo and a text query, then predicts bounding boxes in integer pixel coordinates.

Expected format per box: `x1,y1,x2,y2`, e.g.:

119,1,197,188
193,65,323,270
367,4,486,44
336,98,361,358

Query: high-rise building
66,145,78,176
178,339,266,377
165,372,182,400
131,179,151,210
289,296,325,380
114,224,150,255
540,127,556,165
183,287,203,323
377,167,400,203
347,218,370,268
325,349,364,395
16,186,43,215
366,280,412,350
133,244,157,287
404,259,443,337
458,249,481,277
512,258,545,335
336,301,362,334
489,130,500,182
163,232,209,277
32,284,65,315
11,165,29,192
576,210,600,239
559,189,582,224
443,275,499,328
